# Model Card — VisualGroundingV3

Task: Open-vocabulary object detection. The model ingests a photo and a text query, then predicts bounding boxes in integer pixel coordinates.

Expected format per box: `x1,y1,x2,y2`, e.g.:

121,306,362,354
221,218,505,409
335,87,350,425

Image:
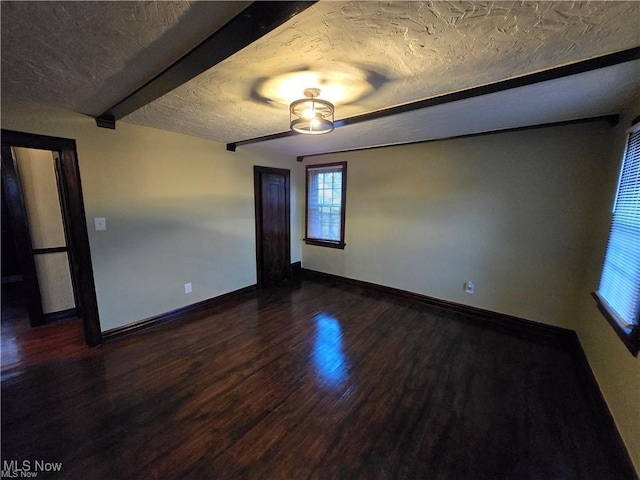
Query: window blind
597,126,640,330
307,164,344,243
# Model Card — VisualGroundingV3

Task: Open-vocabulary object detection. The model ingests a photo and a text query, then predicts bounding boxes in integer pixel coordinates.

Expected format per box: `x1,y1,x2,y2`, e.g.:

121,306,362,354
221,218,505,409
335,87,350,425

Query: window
594,122,640,356
305,162,347,249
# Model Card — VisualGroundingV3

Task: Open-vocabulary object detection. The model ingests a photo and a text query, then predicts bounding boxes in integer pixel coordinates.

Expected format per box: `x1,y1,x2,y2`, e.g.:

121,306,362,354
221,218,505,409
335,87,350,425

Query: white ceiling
1,1,250,115
2,1,639,157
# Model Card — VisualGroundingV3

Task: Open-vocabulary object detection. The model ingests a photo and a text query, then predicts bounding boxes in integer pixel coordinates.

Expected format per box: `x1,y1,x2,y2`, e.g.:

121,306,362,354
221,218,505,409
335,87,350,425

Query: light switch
94,217,106,231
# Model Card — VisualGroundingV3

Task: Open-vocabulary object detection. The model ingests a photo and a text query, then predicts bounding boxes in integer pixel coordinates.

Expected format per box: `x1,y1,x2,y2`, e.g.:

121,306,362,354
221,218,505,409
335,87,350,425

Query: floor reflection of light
1,335,21,368
312,314,348,387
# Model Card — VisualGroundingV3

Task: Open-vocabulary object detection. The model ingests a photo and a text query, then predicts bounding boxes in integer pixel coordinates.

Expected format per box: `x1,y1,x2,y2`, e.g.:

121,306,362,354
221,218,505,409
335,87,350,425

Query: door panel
33,252,75,313
254,167,290,288
14,147,66,248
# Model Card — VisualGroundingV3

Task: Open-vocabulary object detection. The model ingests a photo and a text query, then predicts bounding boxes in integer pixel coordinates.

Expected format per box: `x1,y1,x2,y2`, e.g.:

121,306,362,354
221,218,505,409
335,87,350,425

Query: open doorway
1,130,101,348
1,178,26,319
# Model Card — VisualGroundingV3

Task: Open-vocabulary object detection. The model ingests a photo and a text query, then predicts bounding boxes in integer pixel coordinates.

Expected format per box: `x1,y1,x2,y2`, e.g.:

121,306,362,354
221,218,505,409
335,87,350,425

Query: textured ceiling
246,60,640,157
1,1,249,116
2,1,639,157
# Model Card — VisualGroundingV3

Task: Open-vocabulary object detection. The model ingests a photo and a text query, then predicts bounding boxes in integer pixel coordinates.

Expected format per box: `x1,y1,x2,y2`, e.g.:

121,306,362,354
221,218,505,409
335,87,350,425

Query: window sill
304,238,346,250
592,292,639,357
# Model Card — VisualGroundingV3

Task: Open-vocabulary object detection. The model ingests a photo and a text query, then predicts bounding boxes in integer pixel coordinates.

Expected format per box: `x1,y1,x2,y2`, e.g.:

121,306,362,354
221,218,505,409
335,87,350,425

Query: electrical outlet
184,283,192,294
464,281,475,294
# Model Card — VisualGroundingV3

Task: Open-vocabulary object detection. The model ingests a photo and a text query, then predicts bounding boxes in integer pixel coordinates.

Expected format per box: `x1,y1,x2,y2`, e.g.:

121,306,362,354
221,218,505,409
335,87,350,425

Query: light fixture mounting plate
303,88,321,98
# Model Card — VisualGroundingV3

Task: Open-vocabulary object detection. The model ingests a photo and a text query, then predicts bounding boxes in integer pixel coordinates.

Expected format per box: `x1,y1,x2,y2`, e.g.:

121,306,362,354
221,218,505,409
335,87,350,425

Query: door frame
1,129,102,346
253,166,291,288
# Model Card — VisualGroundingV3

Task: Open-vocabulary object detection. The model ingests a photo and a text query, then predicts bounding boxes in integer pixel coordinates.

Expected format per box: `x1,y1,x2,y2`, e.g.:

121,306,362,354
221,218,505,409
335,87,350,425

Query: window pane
306,163,346,246
597,128,640,330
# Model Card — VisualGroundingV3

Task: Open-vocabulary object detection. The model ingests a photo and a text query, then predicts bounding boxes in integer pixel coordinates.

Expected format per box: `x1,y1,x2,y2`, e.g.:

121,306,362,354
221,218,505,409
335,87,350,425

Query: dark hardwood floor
1,278,634,479
1,281,88,376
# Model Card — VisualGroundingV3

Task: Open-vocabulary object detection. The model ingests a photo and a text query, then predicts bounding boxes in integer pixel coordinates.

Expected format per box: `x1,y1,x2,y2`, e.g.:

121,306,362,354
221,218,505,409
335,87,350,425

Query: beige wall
574,99,640,471
301,112,639,470
302,122,615,330
2,100,301,331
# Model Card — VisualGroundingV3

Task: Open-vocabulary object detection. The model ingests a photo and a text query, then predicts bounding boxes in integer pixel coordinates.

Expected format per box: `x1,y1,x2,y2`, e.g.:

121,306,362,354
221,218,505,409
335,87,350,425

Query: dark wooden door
254,166,290,288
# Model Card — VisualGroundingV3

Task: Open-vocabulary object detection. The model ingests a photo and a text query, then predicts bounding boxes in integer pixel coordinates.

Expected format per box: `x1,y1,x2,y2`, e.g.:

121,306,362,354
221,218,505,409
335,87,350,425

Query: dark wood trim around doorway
1,129,102,346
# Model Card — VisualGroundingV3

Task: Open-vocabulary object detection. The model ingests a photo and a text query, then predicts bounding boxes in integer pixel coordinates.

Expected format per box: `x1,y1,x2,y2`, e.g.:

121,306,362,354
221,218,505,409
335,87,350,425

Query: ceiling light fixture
290,88,334,135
